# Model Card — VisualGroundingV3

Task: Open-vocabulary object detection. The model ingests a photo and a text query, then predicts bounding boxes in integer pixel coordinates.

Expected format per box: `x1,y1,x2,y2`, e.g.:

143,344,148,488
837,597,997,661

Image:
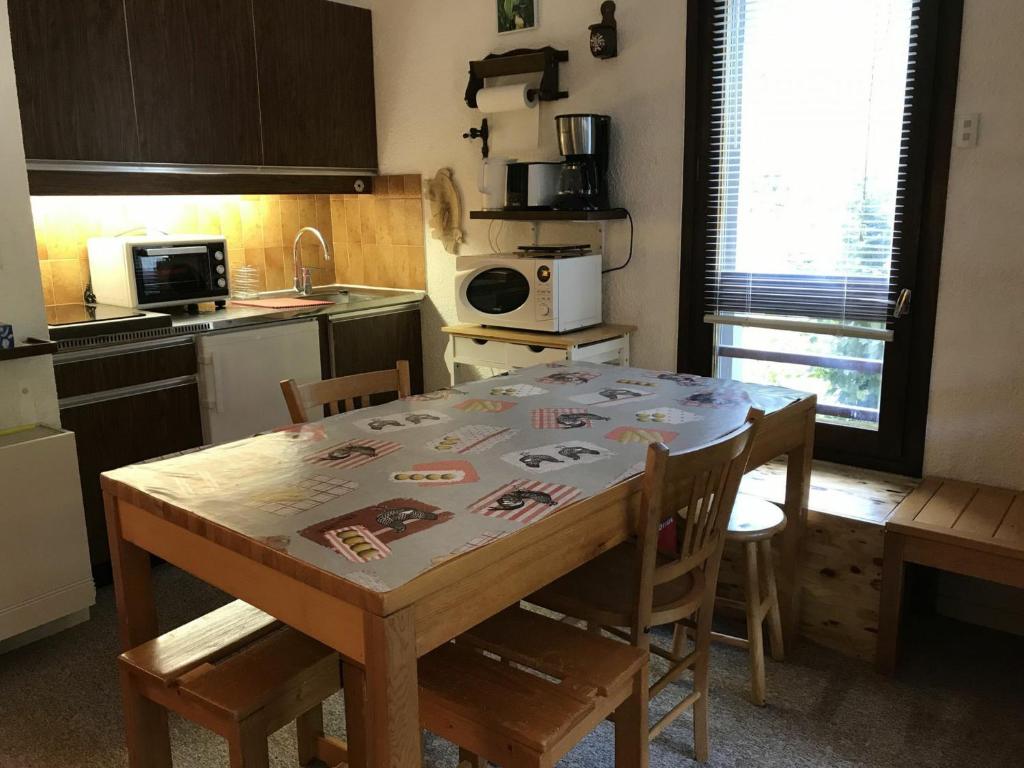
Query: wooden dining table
102,362,815,767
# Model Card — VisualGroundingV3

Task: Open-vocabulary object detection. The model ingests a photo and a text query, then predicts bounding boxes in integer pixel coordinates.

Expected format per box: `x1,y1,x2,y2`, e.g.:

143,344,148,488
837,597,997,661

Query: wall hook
463,118,490,159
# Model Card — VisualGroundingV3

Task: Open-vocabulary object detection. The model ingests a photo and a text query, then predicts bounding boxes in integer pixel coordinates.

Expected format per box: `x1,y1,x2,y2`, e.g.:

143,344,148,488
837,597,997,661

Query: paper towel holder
465,47,569,109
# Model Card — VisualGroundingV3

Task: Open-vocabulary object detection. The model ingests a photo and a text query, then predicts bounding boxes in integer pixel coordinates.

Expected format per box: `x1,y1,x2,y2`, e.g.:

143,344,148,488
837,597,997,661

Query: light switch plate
954,113,980,148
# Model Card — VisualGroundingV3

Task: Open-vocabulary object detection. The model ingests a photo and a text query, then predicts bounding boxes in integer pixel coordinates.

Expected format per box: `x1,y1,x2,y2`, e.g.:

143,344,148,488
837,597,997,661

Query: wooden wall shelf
469,209,628,222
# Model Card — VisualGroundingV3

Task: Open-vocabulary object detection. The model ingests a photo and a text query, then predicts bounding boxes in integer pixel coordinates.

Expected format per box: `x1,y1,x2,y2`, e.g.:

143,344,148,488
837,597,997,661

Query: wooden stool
119,600,340,768
711,494,786,706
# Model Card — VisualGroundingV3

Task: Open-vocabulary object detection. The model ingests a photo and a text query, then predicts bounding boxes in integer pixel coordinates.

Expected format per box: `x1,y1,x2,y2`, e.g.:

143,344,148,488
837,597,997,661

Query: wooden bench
876,477,1024,674
119,600,341,767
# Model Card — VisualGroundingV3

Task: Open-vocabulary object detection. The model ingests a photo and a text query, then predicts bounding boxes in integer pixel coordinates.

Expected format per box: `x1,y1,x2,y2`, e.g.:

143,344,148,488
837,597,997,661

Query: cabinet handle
58,376,197,410
199,353,223,413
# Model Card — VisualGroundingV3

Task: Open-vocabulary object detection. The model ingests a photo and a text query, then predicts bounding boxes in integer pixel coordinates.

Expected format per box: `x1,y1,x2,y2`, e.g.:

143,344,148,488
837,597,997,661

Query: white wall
368,2,1022,488
923,0,1024,488
0,0,59,429
368,0,686,391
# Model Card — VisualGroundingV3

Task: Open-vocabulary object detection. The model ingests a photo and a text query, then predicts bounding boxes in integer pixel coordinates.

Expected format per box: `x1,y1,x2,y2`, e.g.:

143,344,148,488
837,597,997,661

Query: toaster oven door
132,244,227,306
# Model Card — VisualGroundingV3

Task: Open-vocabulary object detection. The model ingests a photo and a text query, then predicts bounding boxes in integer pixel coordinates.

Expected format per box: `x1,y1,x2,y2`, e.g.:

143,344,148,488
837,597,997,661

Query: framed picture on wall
497,0,538,34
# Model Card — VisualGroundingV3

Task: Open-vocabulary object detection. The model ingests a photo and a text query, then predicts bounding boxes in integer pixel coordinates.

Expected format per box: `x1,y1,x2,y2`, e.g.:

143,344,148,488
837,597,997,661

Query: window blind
702,0,919,342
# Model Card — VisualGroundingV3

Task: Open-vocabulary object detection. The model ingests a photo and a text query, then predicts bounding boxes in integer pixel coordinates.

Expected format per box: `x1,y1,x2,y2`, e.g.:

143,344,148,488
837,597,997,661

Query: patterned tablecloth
104,362,808,594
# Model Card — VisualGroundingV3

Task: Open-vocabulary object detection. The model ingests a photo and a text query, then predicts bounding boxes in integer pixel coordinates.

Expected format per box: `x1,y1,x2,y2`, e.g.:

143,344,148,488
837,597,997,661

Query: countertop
50,285,424,351
170,286,425,333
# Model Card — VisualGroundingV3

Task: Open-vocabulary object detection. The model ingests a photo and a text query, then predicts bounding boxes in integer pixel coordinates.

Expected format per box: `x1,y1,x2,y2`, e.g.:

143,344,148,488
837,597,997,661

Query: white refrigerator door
198,320,322,445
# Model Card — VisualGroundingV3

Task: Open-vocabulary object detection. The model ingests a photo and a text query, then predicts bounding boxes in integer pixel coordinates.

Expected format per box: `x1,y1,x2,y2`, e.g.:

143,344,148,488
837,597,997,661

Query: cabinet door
124,0,263,165
330,307,424,404
253,0,378,169
59,384,204,576
7,0,139,161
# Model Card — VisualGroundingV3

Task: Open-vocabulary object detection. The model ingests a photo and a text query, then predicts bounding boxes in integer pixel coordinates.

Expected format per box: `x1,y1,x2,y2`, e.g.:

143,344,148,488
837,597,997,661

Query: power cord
602,209,634,274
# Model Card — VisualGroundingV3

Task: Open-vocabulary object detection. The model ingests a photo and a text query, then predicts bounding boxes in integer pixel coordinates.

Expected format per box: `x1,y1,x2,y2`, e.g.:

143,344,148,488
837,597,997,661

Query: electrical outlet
954,113,980,148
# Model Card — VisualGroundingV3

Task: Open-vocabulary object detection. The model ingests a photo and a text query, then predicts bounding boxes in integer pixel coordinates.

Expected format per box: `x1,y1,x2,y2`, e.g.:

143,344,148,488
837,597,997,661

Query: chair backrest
629,407,763,643
280,360,412,424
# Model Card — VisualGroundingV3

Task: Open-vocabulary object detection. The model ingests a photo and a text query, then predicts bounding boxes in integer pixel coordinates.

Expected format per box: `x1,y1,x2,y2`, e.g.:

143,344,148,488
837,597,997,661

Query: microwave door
464,266,532,317
133,245,214,305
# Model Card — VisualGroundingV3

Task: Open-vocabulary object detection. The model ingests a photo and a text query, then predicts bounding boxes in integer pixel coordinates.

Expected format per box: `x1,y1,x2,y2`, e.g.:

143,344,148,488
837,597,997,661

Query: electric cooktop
46,304,172,342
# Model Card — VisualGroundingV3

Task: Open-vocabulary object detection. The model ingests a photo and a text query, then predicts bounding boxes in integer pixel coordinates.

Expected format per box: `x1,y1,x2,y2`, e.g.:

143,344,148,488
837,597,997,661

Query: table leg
104,492,171,768
361,608,422,767
876,532,906,675
779,407,814,648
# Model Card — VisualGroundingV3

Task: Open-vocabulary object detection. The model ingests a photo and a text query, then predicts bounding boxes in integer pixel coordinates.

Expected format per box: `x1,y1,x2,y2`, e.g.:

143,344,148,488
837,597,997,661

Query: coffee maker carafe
554,114,611,211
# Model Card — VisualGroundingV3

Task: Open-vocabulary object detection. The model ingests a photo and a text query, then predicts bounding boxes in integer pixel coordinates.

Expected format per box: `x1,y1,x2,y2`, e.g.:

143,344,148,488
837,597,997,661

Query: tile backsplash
31,175,425,308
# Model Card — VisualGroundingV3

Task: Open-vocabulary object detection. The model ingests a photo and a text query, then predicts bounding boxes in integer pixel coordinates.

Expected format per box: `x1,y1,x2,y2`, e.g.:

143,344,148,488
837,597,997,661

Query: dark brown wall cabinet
55,339,204,579
254,0,378,169
124,0,263,165
7,0,140,161
7,0,377,170
327,306,424,405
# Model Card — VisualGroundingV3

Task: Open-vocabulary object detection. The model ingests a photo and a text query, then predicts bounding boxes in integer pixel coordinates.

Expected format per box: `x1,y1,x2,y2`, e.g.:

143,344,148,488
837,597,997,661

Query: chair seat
419,606,646,760
726,495,786,541
120,600,339,723
176,626,339,722
119,600,281,686
529,542,706,628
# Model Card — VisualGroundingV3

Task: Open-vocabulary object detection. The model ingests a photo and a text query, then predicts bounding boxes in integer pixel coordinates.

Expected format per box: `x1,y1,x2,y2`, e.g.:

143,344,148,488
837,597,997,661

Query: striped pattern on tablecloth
531,407,588,429
304,439,402,470
468,480,582,525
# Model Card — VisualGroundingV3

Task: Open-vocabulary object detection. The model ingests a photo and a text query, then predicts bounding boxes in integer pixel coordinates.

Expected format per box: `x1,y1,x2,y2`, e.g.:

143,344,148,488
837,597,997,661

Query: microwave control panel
535,265,553,317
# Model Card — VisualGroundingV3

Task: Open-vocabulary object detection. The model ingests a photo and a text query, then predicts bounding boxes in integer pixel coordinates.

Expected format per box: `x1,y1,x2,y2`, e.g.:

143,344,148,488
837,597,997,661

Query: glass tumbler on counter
231,264,260,300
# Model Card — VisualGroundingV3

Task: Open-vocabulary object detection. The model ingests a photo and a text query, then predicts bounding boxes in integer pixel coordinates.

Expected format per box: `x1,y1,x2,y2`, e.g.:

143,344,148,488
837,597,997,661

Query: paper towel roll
475,83,538,113
477,84,541,153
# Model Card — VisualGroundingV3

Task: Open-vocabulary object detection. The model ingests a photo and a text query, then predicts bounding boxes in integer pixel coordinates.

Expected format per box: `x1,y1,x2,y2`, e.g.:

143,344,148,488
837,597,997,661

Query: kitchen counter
49,286,424,351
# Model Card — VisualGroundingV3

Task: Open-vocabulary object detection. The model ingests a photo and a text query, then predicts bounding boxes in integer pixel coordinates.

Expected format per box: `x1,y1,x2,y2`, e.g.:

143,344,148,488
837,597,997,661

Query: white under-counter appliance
455,252,602,333
88,234,229,309
197,319,323,445
0,426,95,645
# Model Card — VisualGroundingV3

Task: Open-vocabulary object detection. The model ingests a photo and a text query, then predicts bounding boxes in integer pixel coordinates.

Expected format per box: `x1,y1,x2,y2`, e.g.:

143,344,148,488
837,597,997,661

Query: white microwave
455,253,602,333
87,234,230,309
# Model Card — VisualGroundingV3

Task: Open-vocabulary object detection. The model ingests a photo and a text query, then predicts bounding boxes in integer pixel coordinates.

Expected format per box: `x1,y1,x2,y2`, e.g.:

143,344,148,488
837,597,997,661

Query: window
679,0,964,474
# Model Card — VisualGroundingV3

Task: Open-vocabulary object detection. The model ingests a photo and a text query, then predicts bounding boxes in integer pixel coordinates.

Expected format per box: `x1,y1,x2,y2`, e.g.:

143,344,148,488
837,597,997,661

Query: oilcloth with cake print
103,363,809,593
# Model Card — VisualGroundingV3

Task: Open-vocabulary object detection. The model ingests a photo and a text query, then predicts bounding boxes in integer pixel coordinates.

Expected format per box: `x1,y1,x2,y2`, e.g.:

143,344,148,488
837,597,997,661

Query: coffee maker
553,114,611,211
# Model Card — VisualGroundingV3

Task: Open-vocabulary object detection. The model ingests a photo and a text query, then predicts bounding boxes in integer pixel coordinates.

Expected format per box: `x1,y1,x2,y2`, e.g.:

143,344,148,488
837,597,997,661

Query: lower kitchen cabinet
327,305,424,403
55,338,204,580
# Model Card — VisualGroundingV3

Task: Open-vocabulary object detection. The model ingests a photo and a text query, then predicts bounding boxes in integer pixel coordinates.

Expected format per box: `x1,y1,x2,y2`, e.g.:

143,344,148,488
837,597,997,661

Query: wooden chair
711,494,786,706
280,360,411,423
527,408,762,762
119,600,340,768
418,606,650,767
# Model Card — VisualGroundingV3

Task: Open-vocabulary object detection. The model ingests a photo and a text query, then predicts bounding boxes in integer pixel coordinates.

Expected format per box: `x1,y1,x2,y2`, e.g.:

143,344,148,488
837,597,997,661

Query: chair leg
458,747,488,767
760,538,785,662
692,603,714,762
744,541,767,707
296,703,325,766
227,718,270,768
614,664,650,768
672,622,688,659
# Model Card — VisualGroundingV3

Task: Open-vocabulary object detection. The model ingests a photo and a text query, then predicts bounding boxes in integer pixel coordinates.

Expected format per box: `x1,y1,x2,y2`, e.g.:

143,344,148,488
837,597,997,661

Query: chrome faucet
292,226,331,296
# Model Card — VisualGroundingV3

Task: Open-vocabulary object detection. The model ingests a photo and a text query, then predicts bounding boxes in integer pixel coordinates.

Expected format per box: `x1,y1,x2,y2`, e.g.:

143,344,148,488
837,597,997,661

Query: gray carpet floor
1,565,1022,767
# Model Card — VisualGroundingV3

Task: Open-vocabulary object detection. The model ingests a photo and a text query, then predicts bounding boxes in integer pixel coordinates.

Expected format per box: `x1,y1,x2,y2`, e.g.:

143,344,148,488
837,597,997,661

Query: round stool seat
726,494,786,541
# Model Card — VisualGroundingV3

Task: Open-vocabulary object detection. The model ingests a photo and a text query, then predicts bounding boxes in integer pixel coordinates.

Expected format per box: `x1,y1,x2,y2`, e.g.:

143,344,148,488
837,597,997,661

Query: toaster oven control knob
217,278,227,288
216,265,226,274
538,303,551,317
215,250,225,261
